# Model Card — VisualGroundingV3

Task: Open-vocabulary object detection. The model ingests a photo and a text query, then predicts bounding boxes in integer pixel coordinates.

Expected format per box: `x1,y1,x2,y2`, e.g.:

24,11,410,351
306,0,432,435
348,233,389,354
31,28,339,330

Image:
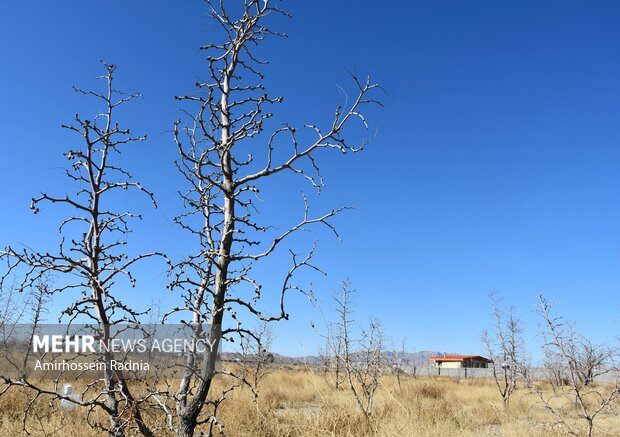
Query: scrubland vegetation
1,1,619,437
1,368,619,436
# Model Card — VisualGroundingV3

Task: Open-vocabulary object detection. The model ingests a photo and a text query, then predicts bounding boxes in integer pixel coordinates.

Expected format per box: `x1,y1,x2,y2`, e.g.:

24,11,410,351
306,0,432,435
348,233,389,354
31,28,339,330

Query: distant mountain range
222,351,458,366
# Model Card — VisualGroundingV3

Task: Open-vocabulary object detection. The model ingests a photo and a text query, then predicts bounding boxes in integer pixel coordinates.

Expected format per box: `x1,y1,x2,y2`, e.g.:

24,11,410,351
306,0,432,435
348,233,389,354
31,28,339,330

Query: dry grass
1,368,619,436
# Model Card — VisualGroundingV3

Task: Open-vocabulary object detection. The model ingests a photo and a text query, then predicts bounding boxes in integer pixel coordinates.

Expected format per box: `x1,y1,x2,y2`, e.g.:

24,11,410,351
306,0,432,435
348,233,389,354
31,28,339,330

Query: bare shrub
481,291,526,409
526,296,620,437
239,322,275,391
330,280,386,418
388,338,409,390
416,382,446,400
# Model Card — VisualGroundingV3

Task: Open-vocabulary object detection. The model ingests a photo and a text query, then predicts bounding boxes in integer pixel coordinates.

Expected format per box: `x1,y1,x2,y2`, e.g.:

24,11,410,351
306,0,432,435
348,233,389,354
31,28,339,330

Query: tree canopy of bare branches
528,296,620,437
238,321,275,391
481,291,526,409
0,62,162,437
330,280,385,419
161,1,380,436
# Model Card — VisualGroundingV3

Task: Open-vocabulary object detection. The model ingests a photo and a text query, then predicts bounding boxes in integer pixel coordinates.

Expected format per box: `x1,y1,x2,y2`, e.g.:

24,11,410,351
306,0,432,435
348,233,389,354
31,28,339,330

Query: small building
429,355,492,369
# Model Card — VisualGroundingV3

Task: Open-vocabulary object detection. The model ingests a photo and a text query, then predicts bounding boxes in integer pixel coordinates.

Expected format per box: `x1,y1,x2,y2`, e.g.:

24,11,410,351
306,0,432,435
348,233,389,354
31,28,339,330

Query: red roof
429,355,492,363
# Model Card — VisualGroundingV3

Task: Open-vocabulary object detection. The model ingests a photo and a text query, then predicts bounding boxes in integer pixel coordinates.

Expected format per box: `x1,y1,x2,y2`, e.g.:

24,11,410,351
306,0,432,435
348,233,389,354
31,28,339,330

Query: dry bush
528,296,620,437
414,381,447,399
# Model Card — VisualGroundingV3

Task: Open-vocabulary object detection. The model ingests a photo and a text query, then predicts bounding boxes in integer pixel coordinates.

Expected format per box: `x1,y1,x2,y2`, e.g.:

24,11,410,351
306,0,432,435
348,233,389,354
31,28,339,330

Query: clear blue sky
1,1,620,362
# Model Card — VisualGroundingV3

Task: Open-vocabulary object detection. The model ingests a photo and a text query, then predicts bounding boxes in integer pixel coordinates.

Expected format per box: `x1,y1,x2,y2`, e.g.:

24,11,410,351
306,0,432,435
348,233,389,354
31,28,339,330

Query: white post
60,383,79,409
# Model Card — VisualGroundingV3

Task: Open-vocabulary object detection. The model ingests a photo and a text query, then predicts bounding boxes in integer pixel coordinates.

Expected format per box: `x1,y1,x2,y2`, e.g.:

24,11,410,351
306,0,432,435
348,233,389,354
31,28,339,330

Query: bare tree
0,280,30,330
238,321,275,391
333,280,385,418
334,279,355,393
526,296,620,437
319,289,347,389
332,332,345,390
164,1,379,436
0,63,161,437
0,278,48,378
350,318,385,417
316,335,334,383
544,346,569,388
481,291,525,409
388,338,408,390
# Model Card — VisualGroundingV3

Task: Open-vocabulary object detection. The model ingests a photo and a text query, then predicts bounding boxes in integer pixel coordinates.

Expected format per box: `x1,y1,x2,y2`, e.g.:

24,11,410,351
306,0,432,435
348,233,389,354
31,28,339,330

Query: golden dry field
1,367,619,436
